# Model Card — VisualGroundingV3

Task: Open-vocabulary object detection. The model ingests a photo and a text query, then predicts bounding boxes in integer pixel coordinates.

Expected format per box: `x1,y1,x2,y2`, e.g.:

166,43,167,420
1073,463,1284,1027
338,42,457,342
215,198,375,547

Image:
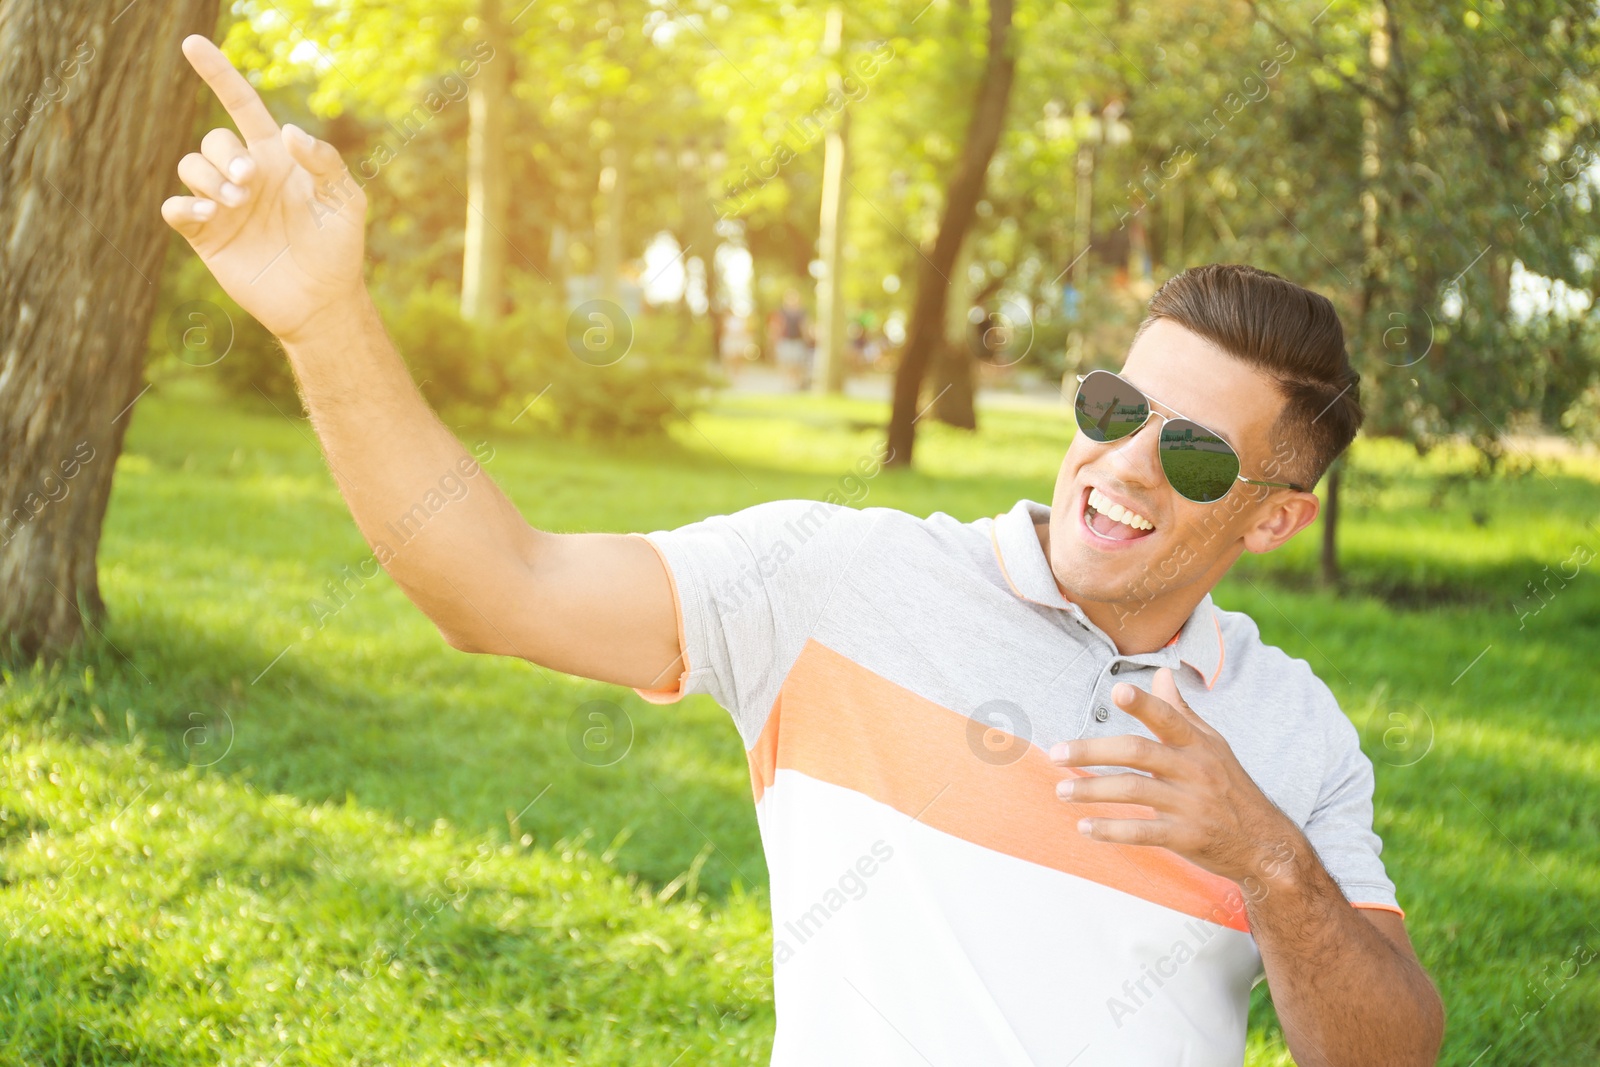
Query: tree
0,0,220,656
885,0,1017,467
227,0,715,312
461,0,511,326
811,5,852,396
1243,0,1600,582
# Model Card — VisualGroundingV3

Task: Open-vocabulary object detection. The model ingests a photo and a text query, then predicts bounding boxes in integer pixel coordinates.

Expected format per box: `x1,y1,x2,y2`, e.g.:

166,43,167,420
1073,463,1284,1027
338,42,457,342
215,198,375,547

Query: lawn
2,379,1597,1065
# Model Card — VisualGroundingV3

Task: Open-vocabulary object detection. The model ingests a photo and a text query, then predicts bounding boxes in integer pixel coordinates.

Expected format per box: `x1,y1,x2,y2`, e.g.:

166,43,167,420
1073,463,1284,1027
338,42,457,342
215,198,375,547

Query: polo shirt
634,497,1401,1066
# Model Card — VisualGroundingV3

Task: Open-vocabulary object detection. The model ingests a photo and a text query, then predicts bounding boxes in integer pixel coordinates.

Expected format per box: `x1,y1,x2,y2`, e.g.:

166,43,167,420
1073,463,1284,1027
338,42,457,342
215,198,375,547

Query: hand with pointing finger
161,35,367,345
1049,667,1305,887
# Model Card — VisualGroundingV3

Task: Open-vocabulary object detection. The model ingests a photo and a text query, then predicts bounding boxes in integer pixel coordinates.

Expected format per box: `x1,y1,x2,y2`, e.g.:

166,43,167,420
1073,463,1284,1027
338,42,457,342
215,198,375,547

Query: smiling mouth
1082,486,1157,542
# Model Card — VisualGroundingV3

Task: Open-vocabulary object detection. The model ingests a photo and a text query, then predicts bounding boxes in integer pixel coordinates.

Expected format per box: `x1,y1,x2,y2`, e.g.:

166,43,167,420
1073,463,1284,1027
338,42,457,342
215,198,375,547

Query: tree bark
930,339,977,428
885,0,1015,466
0,0,219,657
812,4,850,396
461,0,510,326
1336,0,1392,587
931,235,977,427
678,142,725,364
595,142,626,303
1165,177,1183,269
1319,460,1342,588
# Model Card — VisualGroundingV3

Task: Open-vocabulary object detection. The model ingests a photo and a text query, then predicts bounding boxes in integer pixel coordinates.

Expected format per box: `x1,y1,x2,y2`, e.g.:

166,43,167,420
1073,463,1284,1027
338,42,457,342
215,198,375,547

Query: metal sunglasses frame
1073,370,1308,497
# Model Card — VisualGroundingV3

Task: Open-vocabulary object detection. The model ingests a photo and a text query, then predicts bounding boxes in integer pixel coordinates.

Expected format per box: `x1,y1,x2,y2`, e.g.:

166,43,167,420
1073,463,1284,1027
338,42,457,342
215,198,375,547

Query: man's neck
1034,520,1226,656
1075,585,1209,656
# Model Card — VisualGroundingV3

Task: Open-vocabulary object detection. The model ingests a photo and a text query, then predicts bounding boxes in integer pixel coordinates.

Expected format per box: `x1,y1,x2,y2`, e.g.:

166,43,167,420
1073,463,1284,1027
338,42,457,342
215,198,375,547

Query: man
161,36,1444,1066
771,288,813,391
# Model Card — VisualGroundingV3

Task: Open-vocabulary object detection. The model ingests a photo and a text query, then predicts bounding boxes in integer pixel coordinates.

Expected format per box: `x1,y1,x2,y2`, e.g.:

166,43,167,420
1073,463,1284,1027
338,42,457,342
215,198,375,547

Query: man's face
1048,319,1303,609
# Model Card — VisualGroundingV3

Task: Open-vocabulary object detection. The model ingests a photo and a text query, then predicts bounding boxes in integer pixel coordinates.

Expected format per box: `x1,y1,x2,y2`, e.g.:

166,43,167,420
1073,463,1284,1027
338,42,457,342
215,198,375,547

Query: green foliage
372,284,718,437
194,0,1600,436
6,389,1599,1063
147,242,299,409
1561,379,1600,445
379,282,514,411
146,244,718,439
1208,0,1600,454
541,311,721,439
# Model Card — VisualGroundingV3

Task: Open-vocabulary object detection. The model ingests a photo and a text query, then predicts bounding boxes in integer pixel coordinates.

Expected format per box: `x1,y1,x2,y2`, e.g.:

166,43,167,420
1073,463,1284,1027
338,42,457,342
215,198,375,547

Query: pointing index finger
182,34,279,145
1111,671,1196,745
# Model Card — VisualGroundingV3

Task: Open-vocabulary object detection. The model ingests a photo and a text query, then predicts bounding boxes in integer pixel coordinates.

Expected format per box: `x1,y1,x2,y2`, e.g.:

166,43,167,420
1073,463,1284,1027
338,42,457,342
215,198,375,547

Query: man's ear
1241,491,1320,554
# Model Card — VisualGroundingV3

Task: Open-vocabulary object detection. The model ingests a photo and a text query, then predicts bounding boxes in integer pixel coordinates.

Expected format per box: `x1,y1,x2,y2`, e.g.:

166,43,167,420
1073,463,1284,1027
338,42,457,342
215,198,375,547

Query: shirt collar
990,499,1227,690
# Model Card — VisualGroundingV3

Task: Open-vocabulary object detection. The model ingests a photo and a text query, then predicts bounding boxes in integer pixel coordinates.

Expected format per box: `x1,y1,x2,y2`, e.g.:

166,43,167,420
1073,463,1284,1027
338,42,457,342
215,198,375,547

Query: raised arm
161,35,683,692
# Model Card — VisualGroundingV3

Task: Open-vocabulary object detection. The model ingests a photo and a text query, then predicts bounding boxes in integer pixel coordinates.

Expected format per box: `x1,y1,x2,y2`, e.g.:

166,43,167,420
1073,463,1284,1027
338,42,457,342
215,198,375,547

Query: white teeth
1088,487,1153,531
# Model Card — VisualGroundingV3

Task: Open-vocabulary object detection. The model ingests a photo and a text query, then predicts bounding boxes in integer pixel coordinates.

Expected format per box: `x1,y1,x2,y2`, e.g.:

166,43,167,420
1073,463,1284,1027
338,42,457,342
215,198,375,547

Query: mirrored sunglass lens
1158,419,1241,502
1074,372,1148,443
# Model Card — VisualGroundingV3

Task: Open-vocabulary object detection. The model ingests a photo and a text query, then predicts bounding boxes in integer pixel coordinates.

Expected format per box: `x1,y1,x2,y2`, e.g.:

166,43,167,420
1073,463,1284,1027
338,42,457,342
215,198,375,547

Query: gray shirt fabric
640,496,1400,913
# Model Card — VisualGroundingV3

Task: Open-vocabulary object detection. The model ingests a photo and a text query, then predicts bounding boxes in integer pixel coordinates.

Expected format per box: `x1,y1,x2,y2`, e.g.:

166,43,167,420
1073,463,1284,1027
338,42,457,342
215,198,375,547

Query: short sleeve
630,499,878,746
1302,712,1403,916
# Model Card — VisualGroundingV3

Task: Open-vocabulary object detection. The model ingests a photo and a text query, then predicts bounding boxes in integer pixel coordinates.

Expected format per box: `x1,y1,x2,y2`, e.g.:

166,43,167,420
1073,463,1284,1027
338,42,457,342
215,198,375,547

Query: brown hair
1134,263,1362,487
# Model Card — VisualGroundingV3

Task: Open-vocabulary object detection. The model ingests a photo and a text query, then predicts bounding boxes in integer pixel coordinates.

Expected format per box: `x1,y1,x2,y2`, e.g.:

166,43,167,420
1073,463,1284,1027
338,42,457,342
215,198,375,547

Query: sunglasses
1072,370,1306,503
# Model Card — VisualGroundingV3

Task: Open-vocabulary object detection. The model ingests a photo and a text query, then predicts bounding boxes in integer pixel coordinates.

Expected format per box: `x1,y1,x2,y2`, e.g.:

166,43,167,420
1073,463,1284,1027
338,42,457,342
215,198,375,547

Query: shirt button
1094,705,1110,722
1109,663,1121,675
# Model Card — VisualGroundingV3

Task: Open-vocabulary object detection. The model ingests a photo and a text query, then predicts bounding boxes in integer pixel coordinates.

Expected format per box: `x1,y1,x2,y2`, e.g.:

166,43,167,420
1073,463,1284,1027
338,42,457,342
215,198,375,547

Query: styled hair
1133,263,1362,487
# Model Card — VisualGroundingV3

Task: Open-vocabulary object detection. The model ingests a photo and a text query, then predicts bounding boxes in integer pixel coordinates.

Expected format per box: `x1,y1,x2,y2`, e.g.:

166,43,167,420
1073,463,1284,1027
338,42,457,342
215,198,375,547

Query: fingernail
288,124,313,148
1056,780,1075,800
219,181,244,206
1078,819,1095,836
1050,742,1070,762
193,200,216,220
1114,683,1132,704
228,157,253,182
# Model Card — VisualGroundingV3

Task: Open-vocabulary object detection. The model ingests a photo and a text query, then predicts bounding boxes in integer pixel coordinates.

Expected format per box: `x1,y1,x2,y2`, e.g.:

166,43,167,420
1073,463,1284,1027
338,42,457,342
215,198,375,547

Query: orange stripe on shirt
1353,901,1407,919
748,638,1253,932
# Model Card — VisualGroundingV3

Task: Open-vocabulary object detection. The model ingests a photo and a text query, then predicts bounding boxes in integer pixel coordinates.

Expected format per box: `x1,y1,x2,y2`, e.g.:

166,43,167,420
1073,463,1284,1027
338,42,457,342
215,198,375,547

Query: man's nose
1104,420,1166,490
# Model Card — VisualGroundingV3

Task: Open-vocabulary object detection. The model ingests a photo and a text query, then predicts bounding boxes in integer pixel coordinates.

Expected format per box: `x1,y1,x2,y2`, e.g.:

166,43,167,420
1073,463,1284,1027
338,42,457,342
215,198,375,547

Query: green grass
3,381,1598,1064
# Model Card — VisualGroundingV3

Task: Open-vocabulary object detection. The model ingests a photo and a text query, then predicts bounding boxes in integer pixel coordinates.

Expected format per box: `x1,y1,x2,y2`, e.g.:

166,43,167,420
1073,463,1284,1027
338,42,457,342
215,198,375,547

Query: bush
376,284,719,439
526,310,719,439
1562,379,1600,445
378,282,508,411
147,248,299,408
147,240,719,438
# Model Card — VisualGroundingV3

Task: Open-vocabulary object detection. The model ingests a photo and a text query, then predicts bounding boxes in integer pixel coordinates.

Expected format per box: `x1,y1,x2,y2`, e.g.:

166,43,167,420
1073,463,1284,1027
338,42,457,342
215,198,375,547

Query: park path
722,365,1069,414
717,366,1596,458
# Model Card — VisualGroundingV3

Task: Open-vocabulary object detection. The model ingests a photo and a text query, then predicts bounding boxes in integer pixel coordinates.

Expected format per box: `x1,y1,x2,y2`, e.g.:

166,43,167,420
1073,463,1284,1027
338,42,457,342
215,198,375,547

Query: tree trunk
1338,0,1391,588
0,0,219,658
595,142,626,303
930,340,977,428
931,236,977,427
811,4,850,396
1320,460,1342,587
679,147,723,364
1165,177,1183,270
461,0,510,326
885,0,1015,466
1060,138,1095,393
706,247,725,364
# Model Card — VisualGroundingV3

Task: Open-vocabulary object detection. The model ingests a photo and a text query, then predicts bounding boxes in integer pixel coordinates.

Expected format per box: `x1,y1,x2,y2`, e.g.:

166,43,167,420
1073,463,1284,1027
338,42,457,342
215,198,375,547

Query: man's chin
1047,514,1168,609
1049,558,1142,609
